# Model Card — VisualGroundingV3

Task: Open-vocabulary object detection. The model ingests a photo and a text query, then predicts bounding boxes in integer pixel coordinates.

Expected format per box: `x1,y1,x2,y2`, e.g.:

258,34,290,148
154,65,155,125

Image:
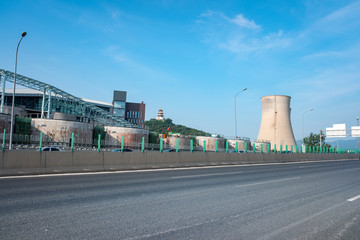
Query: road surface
1,159,360,239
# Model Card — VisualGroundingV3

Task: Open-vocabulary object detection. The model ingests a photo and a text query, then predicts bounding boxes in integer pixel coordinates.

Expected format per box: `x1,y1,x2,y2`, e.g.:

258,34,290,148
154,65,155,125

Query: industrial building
257,95,296,150
0,69,149,148
0,88,145,129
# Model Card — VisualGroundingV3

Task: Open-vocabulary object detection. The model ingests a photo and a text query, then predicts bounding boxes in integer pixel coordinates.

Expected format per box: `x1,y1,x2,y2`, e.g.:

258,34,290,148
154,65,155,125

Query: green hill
145,118,210,136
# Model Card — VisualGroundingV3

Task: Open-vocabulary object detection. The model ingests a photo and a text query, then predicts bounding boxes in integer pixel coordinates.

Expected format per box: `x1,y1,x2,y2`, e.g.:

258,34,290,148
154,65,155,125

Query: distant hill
296,138,359,149
145,118,210,136
327,139,359,149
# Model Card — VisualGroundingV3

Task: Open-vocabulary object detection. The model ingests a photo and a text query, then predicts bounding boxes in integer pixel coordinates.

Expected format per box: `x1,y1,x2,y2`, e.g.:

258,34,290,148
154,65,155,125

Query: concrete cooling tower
257,95,296,150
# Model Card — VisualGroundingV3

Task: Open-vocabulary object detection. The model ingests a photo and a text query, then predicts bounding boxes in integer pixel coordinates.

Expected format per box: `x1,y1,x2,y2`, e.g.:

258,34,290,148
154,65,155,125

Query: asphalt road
1,159,360,240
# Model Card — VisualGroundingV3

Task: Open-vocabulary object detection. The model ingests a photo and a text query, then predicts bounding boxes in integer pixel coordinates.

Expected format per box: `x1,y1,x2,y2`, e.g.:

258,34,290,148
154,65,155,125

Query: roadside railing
0,131,359,153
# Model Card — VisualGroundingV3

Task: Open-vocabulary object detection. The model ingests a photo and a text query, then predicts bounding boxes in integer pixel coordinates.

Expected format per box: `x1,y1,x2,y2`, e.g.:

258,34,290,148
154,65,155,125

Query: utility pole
9,32,27,150
234,88,247,140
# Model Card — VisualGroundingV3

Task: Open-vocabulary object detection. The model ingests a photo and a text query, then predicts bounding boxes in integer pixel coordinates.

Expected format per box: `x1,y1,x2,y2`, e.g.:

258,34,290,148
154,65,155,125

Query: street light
234,88,247,139
9,32,27,150
302,108,314,145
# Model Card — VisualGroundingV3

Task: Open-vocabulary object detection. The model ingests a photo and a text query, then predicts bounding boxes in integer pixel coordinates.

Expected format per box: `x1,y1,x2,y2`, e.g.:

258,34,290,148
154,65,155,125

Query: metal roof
0,69,136,128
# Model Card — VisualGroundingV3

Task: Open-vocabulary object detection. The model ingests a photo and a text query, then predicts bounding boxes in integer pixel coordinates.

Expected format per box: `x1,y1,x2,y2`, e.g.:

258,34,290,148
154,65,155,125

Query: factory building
112,90,145,128
0,89,145,128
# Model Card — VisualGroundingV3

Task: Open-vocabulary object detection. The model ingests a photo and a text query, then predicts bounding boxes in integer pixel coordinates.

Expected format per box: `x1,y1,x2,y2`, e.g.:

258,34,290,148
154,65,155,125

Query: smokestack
257,95,296,150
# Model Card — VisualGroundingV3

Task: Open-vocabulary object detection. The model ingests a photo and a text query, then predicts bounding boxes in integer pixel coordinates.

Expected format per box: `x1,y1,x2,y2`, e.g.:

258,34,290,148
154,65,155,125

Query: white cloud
300,1,360,38
103,46,178,84
230,14,261,29
302,51,342,59
196,11,289,54
281,64,360,104
219,30,289,53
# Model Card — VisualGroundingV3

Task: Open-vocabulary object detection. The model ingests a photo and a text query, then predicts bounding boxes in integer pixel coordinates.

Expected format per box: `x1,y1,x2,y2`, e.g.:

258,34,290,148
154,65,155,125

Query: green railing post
176,139,179,152
71,132,74,152
316,146,319,153
121,136,124,152
261,144,263,153
245,142,247,153
160,138,163,152
280,145,283,153
142,137,145,152
235,142,238,152
253,143,255,153
203,140,206,152
226,141,228,153
215,140,218,153
39,131,43,151
98,134,101,152
274,144,277,153
2,129,5,151
190,139,193,152
267,144,270,153
285,145,288,153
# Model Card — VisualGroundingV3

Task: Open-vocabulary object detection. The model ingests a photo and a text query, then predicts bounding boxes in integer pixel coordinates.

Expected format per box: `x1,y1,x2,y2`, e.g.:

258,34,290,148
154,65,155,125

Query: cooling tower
257,95,296,150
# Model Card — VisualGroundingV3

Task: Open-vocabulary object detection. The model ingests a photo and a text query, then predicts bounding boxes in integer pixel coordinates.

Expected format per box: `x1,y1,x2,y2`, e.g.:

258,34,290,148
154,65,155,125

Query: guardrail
1,131,359,154
0,151,359,176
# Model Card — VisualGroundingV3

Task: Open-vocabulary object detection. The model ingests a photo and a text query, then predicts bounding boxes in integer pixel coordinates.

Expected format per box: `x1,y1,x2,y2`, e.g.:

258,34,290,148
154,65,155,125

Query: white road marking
347,194,360,202
0,158,356,179
236,177,301,188
172,171,243,179
261,201,345,240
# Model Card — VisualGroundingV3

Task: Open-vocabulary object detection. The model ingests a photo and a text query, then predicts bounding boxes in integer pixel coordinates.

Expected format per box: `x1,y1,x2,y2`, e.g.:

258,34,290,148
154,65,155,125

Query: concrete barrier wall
0,151,358,176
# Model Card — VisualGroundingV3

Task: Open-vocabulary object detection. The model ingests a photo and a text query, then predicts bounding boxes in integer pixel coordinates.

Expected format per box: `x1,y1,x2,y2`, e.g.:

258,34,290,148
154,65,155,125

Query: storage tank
196,136,225,151
32,118,93,144
105,126,149,148
163,135,191,150
257,95,296,150
226,139,251,151
252,141,271,152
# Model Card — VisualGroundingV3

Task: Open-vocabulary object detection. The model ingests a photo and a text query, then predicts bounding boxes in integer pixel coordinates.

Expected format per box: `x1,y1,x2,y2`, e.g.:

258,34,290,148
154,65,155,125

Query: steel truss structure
0,69,136,128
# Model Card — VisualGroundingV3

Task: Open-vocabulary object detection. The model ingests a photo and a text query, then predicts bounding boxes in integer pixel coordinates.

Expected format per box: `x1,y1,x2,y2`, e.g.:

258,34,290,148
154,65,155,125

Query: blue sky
1,0,359,141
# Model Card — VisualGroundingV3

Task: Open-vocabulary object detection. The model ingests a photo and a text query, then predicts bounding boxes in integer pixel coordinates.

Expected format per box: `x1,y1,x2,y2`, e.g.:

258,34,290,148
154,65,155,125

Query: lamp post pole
302,108,314,145
9,32,27,150
234,88,247,139
356,117,360,150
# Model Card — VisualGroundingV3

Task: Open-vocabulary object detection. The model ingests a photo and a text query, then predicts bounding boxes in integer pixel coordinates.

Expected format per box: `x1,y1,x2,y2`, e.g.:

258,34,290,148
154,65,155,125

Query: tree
303,132,331,148
145,118,210,136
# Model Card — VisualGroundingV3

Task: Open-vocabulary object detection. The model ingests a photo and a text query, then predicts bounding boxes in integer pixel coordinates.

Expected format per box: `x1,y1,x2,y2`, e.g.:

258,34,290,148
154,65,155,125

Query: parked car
163,148,180,152
230,150,245,153
112,148,133,152
37,147,62,152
